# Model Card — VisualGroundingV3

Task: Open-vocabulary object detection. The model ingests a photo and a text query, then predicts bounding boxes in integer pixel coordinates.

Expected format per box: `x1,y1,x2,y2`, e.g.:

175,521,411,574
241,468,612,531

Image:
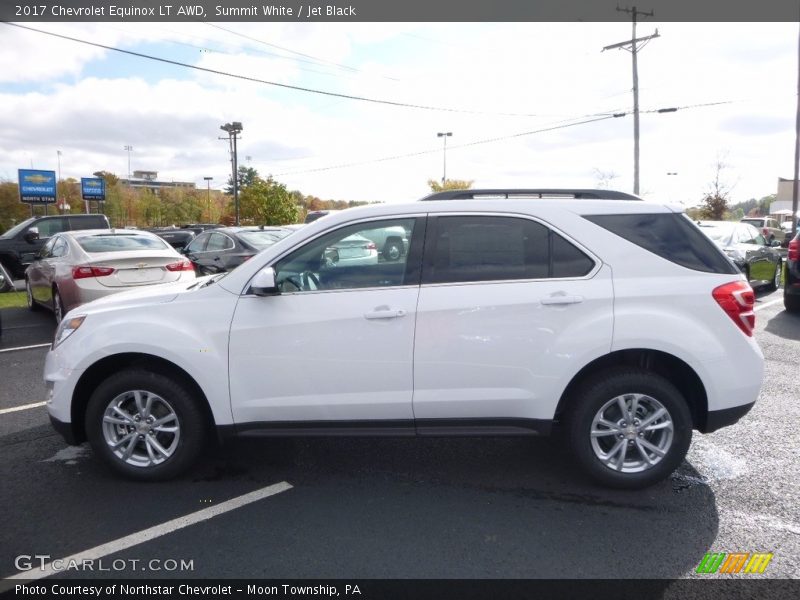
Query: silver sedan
25,229,195,322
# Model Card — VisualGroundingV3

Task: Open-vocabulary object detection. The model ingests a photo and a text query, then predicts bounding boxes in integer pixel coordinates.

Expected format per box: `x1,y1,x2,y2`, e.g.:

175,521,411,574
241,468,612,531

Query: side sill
217,417,552,439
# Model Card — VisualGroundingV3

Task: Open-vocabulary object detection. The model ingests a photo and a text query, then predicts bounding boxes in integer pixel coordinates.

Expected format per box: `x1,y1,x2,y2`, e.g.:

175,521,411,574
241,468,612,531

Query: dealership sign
18,169,56,204
81,177,106,201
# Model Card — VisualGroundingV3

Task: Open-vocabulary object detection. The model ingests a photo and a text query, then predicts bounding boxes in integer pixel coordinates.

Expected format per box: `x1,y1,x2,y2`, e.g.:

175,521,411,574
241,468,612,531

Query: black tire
785,291,800,313
382,238,403,262
26,278,40,311
767,259,781,292
53,288,65,324
85,369,208,481
0,262,13,293
566,367,693,489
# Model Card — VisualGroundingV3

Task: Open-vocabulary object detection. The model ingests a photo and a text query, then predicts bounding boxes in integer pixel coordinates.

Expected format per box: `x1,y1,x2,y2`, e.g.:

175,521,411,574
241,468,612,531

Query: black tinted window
552,233,594,277
424,216,593,284
585,213,738,275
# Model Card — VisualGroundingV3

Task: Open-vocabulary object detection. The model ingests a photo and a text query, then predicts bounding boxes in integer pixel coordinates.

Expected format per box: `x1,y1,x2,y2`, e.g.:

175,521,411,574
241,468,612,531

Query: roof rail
419,189,642,201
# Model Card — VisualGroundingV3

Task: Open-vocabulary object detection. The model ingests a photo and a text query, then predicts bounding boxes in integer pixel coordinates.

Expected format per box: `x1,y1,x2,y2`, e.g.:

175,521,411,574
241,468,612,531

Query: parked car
183,226,295,275
360,224,409,262
785,230,800,313
45,189,763,489
304,209,341,224
697,221,782,290
147,227,196,250
26,229,195,323
0,214,110,285
741,216,787,246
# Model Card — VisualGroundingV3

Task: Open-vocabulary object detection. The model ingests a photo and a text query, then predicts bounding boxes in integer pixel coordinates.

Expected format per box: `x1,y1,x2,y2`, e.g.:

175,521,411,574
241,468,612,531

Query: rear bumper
702,402,755,433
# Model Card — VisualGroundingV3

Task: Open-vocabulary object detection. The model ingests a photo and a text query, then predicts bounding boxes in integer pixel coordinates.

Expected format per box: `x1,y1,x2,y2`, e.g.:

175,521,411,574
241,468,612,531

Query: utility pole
56,150,63,214
204,176,213,222
603,6,659,195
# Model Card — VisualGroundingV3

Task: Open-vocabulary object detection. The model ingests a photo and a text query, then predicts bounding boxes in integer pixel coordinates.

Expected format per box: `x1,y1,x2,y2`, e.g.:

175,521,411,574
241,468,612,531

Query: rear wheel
85,369,208,480
785,291,800,313
767,259,782,291
566,368,692,489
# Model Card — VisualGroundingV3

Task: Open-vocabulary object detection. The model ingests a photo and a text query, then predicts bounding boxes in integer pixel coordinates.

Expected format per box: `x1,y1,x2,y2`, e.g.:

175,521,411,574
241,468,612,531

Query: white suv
45,189,763,488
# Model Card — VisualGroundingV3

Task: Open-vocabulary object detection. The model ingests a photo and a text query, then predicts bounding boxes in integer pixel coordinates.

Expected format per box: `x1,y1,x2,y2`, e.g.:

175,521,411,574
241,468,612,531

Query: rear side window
585,213,738,275
423,216,595,284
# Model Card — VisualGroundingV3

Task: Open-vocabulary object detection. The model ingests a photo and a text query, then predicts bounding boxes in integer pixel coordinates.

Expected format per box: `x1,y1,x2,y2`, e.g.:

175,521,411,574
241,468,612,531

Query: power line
275,114,617,176
4,22,554,118
274,99,736,177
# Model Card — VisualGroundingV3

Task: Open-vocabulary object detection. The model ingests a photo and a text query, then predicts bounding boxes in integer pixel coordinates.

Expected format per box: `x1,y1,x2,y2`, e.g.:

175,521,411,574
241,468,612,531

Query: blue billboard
18,169,56,204
81,177,106,201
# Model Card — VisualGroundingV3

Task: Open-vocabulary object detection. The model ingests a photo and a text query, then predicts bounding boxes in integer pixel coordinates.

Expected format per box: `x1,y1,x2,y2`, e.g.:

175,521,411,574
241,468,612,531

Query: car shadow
195,435,719,579
0,307,55,348
763,307,800,341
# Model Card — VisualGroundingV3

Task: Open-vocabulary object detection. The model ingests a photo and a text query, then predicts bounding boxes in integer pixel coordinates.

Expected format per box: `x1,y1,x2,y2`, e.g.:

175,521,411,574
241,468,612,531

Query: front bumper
703,402,755,433
49,415,79,445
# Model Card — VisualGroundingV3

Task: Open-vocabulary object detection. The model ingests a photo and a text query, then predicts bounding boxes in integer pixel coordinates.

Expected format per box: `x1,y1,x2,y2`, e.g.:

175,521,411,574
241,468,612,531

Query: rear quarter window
585,213,738,275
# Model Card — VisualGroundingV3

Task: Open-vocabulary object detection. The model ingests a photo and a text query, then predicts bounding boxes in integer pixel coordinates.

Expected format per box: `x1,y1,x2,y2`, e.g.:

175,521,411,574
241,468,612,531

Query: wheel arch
554,348,710,432
70,352,216,444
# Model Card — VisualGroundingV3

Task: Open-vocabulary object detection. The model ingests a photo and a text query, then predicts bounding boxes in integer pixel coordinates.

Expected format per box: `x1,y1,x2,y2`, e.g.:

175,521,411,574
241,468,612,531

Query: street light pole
123,145,133,225
220,122,243,226
437,132,452,185
204,176,213,222
56,150,62,215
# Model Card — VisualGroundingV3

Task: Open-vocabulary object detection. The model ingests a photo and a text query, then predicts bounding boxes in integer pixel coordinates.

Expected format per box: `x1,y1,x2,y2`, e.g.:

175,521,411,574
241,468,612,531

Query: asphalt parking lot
0,289,798,583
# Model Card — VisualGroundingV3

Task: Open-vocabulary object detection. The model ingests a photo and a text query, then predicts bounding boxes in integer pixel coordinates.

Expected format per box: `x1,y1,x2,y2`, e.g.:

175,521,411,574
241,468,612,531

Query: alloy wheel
590,393,674,473
101,390,181,468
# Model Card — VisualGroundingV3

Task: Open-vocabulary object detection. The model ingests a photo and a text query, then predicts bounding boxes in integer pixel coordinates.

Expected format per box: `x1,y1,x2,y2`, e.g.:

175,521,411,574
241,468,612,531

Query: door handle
541,295,584,306
364,308,407,320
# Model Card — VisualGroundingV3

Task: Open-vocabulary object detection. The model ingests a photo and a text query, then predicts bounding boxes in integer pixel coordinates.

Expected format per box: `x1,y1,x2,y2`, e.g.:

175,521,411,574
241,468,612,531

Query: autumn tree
700,158,733,220
427,179,474,192
239,176,299,225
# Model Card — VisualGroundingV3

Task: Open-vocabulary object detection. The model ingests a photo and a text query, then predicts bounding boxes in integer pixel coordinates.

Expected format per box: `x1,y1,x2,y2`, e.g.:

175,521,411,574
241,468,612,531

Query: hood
70,275,217,315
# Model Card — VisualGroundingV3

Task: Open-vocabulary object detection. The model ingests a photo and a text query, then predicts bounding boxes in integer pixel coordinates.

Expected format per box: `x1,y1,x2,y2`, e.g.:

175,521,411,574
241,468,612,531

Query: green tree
0,181,31,234
427,178,474,192
225,166,259,195
239,176,299,225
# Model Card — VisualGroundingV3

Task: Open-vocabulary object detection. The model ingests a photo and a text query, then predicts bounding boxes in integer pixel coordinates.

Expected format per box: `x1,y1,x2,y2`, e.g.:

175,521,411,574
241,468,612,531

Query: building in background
119,170,195,193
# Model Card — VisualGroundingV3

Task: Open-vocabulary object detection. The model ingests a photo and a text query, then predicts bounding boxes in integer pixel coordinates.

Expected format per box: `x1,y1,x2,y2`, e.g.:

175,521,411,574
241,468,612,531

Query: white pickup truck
359,225,409,261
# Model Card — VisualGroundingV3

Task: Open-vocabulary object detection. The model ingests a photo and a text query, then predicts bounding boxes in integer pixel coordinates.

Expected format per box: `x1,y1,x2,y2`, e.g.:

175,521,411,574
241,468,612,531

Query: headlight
53,315,86,349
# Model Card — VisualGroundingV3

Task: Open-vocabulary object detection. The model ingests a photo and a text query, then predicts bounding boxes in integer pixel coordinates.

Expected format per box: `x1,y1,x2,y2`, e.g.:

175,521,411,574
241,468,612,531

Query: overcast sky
0,21,797,205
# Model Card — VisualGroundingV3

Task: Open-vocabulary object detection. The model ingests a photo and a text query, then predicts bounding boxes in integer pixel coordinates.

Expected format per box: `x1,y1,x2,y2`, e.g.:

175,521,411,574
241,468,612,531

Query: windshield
238,229,292,250
77,234,170,253
741,219,763,227
0,217,36,239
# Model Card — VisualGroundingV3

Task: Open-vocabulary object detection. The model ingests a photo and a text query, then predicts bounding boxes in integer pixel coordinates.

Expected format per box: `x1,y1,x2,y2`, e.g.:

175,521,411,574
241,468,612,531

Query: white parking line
0,343,51,354
754,298,783,312
5,481,293,581
0,401,47,415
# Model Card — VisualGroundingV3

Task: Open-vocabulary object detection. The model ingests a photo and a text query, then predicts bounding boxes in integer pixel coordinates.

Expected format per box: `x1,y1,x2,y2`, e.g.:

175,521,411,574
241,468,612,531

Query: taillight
364,242,377,250
712,281,755,337
788,238,799,262
762,227,769,236
72,266,116,279
165,260,194,272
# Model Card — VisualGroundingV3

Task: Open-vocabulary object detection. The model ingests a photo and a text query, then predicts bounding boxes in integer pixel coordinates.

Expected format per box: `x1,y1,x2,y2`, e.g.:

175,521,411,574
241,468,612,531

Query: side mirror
24,227,39,243
251,267,279,296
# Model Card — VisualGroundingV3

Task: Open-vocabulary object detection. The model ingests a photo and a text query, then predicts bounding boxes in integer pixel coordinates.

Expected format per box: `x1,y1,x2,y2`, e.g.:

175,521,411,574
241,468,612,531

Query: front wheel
85,369,208,480
566,368,692,489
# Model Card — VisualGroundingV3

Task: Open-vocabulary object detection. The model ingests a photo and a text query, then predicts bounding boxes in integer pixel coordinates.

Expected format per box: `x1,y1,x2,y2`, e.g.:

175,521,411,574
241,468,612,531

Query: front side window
35,218,68,238
273,218,419,293
423,215,594,284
